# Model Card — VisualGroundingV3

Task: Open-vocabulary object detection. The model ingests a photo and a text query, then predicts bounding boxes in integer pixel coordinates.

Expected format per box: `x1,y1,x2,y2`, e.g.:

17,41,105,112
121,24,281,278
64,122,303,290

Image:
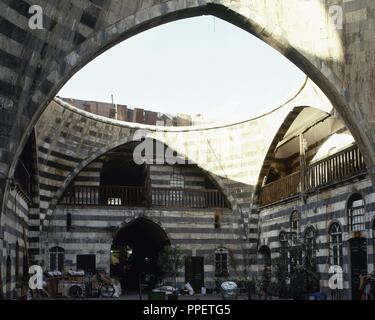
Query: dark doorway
100,150,147,206
100,148,147,188
350,238,368,300
14,130,37,197
110,218,169,292
185,257,204,292
77,255,96,275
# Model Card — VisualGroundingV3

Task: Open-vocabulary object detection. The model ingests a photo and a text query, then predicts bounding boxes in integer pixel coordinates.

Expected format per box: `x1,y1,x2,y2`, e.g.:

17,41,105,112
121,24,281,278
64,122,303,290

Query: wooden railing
60,186,145,207
60,186,228,209
259,172,301,207
152,188,227,209
259,145,367,207
305,145,366,190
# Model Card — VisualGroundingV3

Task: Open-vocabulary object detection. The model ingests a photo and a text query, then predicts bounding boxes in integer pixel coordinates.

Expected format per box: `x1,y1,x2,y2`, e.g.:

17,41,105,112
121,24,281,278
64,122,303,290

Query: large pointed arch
48,137,234,226
6,1,374,212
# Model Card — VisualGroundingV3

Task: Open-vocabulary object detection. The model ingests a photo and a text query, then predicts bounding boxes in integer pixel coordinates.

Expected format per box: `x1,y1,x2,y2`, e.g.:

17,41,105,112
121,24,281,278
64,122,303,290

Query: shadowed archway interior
111,218,170,291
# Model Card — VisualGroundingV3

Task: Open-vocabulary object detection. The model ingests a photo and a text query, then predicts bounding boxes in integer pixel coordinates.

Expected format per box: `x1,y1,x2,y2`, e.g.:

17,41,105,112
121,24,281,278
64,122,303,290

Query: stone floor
77,291,252,300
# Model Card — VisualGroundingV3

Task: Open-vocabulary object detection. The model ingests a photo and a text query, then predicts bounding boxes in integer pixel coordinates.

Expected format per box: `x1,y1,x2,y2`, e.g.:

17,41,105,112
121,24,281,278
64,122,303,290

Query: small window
348,194,365,232
329,223,343,267
279,231,288,252
290,211,300,244
49,247,65,272
66,213,72,230
304,227,316,259
170,168,185,188
215,248,229,277
214,212,222,229
169,168,185,205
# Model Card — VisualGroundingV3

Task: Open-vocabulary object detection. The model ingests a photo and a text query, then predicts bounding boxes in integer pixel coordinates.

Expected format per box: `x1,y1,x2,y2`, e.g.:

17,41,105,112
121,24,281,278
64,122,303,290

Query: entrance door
77,255,96,275
185,257,204,292
350,238,367,300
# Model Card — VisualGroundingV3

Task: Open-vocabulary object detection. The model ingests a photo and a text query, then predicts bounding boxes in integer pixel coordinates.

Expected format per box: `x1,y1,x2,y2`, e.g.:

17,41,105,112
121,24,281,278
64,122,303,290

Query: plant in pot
156,245,184,299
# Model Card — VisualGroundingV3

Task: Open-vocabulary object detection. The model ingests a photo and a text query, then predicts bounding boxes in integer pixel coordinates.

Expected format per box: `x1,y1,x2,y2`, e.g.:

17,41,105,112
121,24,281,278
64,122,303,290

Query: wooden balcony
259,145,367,207
258,172,301,208
59,186,229,209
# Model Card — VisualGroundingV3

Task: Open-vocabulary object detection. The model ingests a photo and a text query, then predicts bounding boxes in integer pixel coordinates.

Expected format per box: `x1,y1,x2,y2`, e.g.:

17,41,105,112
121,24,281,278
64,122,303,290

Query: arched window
304,227,316,259
279,231,288,253
169,167,185,205
329,223,343,267
49,247,65,272
170,168,185,188
348,194,365,232
215,248,229,277
304,227,319,293
290,211,300,244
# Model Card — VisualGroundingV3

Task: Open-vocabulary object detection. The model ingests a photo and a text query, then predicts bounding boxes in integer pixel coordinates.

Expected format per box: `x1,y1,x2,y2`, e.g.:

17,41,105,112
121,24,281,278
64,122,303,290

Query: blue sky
58,16,305,123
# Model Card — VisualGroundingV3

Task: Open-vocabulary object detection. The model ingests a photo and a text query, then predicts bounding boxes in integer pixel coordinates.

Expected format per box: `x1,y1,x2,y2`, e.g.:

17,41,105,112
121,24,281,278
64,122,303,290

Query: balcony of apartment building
258,108,367,208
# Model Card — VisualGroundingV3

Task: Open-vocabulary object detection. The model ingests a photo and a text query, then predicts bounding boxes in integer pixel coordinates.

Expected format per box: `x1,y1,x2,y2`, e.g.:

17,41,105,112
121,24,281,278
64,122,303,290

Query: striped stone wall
1,0,375,299
45,206,241,288
2,0,375,197
74,159,103,188
258,176,375,300
70,161,210,190
24,78,332,284
0,76,340,297
1,188,29,299
149,165,207,189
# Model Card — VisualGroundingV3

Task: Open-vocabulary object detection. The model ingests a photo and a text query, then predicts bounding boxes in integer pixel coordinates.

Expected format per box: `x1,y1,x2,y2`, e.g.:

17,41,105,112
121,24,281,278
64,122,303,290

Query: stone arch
303,225,318,241
327,219,344,234
113,216,170,247
255,106,306,197
47,137,234,227
111,216,171,289
6,0,375,220
257,245,272,276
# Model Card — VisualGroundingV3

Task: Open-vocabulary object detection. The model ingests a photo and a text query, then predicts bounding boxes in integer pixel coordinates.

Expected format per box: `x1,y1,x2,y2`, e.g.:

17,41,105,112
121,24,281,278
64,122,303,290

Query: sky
58,16,306,124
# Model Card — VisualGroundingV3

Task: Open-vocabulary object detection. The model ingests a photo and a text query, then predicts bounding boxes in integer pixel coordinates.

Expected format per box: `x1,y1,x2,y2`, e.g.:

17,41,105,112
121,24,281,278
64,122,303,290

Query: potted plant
156,245,184,299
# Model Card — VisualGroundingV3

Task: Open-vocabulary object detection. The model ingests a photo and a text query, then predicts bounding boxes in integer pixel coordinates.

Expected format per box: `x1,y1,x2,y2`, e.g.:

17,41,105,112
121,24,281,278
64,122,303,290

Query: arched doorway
258,245,272,298
349,237,368,300
258,246,272,270
110,218,170,292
